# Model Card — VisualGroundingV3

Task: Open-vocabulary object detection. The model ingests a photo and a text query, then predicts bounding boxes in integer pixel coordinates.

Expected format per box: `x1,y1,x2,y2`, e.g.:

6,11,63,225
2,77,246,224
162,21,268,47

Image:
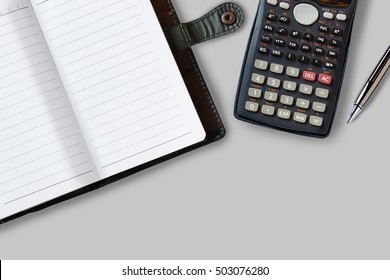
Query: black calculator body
235,0,358,137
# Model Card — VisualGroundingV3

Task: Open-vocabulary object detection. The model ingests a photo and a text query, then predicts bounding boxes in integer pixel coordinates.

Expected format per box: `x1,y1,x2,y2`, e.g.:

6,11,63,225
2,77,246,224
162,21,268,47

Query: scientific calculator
235,0,358,137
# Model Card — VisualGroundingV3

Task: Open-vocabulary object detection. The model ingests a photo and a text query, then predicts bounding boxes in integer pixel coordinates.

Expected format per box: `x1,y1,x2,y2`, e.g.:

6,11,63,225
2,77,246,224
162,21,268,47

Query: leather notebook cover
1,0,244,224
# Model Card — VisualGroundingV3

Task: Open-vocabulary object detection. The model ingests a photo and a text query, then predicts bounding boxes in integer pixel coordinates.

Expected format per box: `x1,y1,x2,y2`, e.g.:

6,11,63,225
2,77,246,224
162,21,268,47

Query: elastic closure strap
165,2,244,51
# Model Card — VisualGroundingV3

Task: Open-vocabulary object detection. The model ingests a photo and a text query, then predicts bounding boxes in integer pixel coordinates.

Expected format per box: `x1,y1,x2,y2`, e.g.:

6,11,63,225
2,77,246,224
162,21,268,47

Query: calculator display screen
314,0,351,7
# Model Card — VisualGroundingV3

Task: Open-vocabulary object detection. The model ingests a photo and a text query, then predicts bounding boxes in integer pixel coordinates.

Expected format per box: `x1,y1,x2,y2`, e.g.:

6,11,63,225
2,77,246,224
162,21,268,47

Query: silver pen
348,45,390,123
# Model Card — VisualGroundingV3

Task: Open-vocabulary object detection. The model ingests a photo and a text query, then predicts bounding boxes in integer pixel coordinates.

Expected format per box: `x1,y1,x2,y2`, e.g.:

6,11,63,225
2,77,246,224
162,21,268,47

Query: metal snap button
221,11,236,25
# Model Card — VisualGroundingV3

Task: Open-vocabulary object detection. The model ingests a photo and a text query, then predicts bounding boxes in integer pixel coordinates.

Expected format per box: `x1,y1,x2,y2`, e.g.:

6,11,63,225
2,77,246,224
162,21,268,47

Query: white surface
0,0,389,259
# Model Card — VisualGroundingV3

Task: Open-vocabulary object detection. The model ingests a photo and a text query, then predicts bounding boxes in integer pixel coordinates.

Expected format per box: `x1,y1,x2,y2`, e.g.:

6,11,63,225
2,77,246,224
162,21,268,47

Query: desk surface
1,0,389,259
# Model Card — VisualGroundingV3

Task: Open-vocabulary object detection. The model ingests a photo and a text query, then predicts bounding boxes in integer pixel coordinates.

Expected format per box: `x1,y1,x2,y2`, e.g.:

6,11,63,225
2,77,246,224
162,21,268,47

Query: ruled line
58,26,146,59
102,132,192,168
0,60,49,80
90,105,180,141
75,68,163,102
46,0,127,32
79,78,168,113
39,0,73,14
0,51,47,70
0,24,36,38
0,78,57,101
0,69,54,91
0,42,43,60
87,96,176,131
3,169,93,204
0,15,32,28
0,142,82,176
44,0,98,23
68,50,156,86
83,86,171,122
62,37,150,68
95,114,185,150
0,33,39,48
51,8,138,42
0,6,29,18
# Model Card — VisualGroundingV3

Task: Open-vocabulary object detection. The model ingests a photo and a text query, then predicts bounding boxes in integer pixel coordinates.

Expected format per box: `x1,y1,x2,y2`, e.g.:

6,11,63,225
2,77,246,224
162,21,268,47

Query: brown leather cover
1,0,226,224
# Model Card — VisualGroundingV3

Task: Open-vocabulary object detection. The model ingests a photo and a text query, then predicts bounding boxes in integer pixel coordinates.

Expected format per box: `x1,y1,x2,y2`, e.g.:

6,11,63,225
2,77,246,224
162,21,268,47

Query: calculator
234,0,358,137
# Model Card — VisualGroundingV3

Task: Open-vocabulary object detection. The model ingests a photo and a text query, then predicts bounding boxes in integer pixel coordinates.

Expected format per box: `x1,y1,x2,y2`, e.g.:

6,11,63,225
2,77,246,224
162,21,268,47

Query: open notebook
0,0,230,223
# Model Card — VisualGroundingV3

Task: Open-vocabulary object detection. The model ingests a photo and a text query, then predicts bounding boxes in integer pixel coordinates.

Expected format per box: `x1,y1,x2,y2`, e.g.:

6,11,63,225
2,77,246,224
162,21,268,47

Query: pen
347,45,390,124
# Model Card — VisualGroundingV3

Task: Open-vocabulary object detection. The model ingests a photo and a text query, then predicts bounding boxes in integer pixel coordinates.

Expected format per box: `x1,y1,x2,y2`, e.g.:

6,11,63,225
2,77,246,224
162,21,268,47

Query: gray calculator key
252,73,265,84
255,59,268,70
280,95,294,106
294,112,307,123
270,63,284,74
315,88,330,99
286,66,300,77
261,105,275,116
264,91,278,102
297,98,310,109
299,84,313,95
277,109,292,119
310,116,324,127
248,88,262,98
313,102,327,113
283,80,297,91
245,101,259,112
267,77,281,88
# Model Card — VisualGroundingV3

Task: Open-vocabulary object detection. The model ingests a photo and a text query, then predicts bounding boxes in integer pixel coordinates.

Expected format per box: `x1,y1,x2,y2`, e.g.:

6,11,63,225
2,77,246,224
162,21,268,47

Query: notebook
0,0,242,223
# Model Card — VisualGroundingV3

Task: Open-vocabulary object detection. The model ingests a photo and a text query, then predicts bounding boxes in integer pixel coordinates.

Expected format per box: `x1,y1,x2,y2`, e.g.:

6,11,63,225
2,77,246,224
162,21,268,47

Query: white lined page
0,0,99,221
31,0,206,177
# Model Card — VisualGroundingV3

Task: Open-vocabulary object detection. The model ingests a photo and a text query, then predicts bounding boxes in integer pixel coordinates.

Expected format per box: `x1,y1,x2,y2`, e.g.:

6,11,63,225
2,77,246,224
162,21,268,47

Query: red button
319,73,333,85
303,71,316,82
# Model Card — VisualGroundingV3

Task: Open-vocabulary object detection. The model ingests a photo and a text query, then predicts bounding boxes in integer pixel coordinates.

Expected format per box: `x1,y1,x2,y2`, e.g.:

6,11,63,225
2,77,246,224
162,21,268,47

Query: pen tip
347,105,362,124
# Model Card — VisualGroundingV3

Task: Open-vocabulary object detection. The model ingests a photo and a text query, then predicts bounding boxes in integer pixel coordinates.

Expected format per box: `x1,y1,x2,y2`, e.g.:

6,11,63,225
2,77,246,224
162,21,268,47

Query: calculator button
290,30,301,38
270,63,284,74
285,52,297,60
297,98,310,109
298,55,310,63
318,25,329,33
271,49,283,57
329,39,341,47
318,73,333,85
252,73,266,84
336,14,347,21
279,16,290,24
264,24,275,32
325,61,336,70
277,109,292,119
293,3,319,26
287,41,299,49
313,102,327,113
310,116,323,127
258,46,269,55
245,101,259,112
316,36,327,44
301,44,311,52
299,84,313,95
264,91,278,102
302,71,316,82
267,77,281,88
261,105,276,116
327,50,338,58
280,2,290,10
332,28,343,36
281,95,294,106
255,59,268,70
311,58,323,67
286,66,300,77
266,13,277,21
315,88,329,99
276,27,288,35
261,35,272,43
303,33,314,41
274,38,286,47
267,0,278,5
283,81,297,91
248,88,262,98
323,12,334,20
294,112,307,123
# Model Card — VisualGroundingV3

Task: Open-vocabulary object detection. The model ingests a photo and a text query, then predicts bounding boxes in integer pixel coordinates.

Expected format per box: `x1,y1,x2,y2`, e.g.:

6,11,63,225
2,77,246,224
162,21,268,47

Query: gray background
1,0,389,259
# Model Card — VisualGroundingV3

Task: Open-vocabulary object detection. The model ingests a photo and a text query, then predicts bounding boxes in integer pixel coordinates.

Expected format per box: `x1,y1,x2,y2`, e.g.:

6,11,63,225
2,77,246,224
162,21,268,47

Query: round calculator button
293,3,319,26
